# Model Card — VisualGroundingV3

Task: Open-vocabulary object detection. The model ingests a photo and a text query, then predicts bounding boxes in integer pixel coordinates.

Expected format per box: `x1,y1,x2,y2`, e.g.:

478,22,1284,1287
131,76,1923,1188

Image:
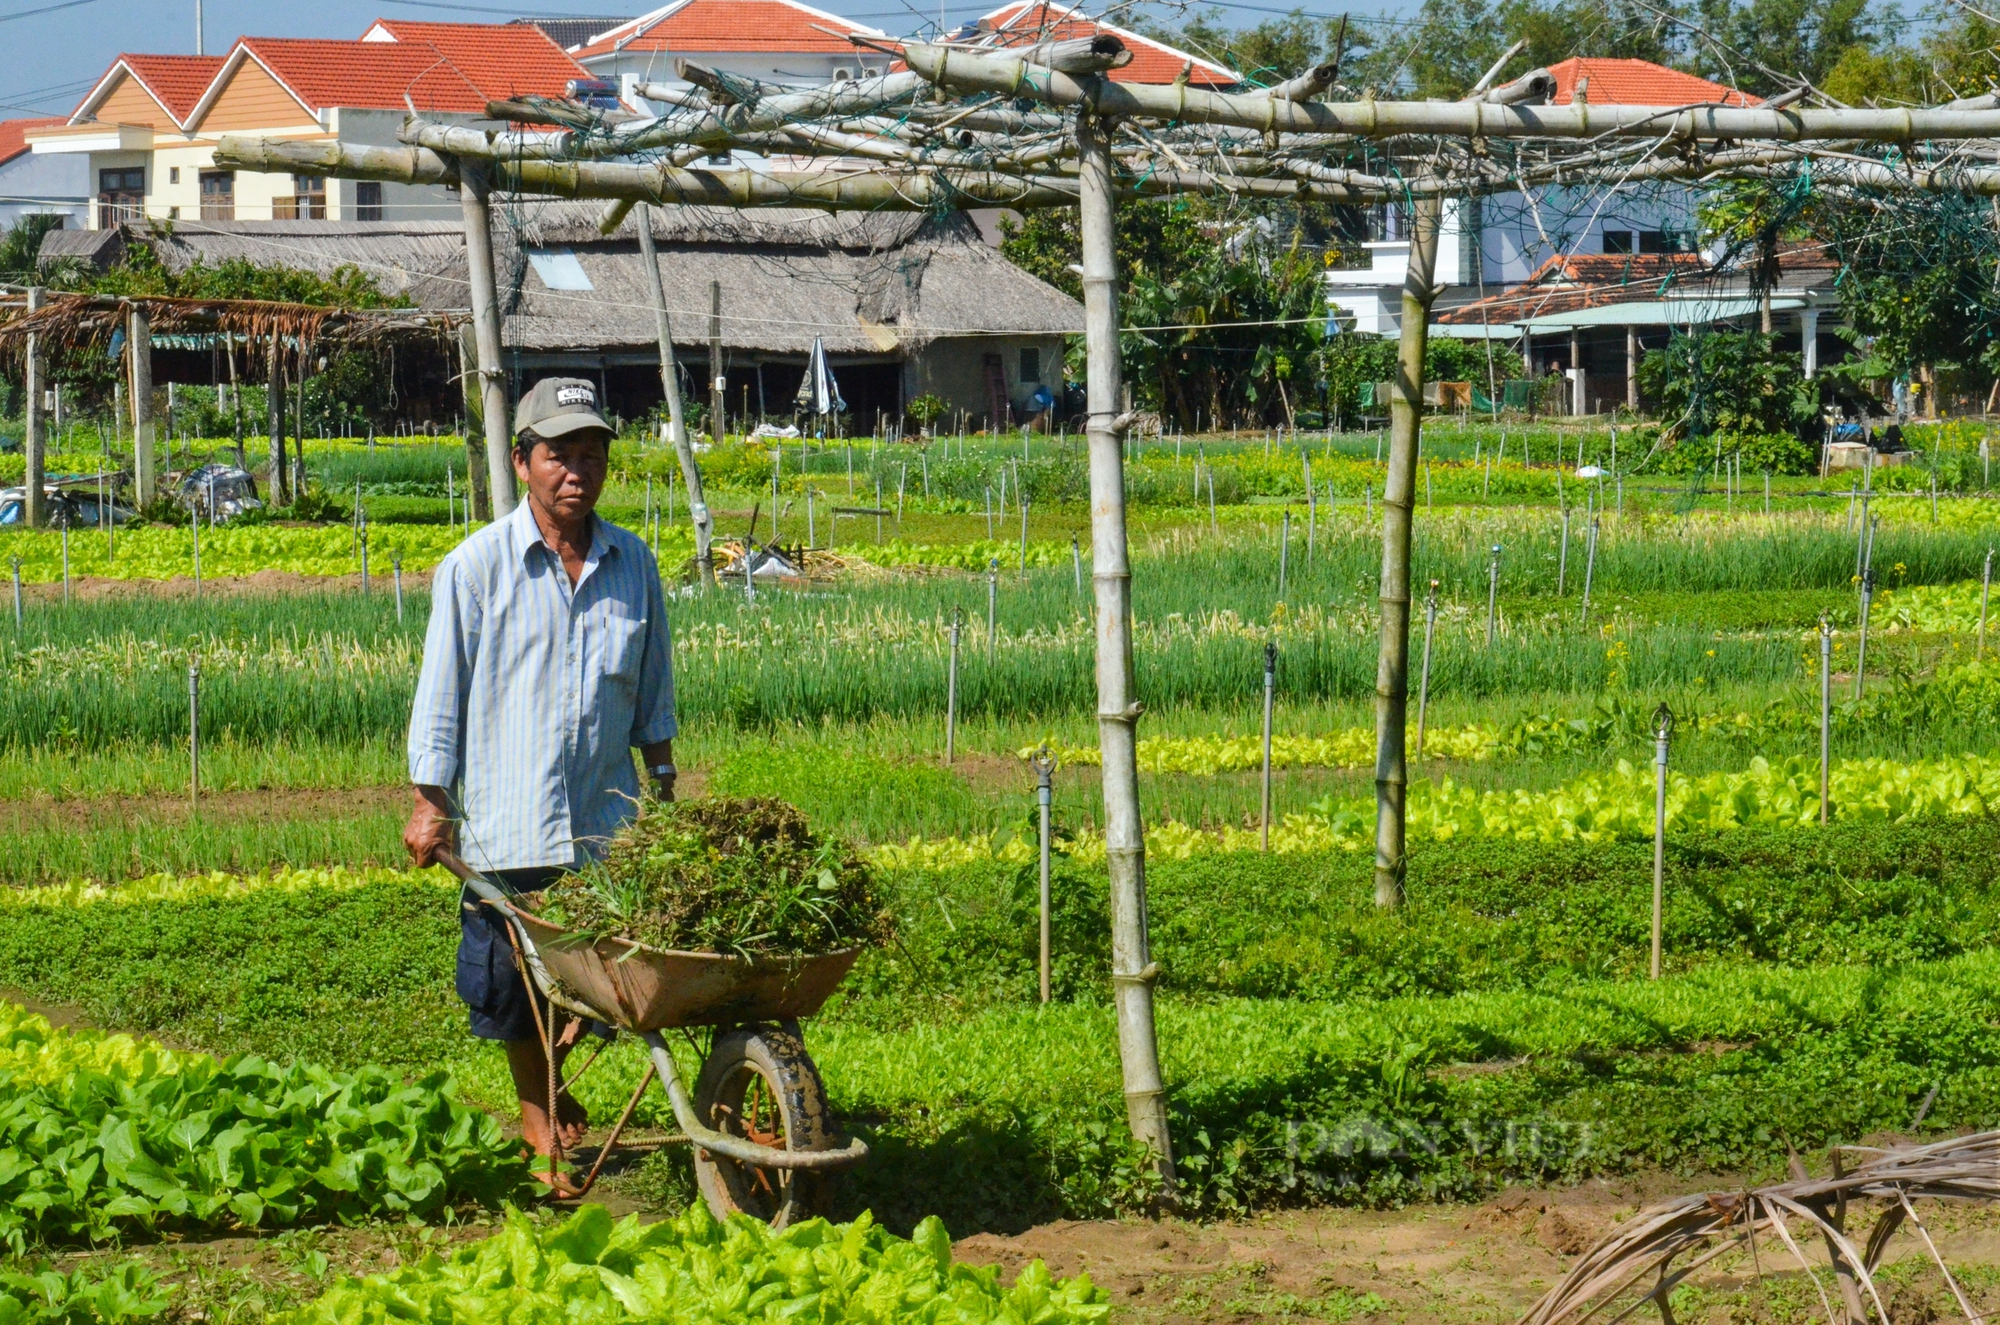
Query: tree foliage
1637,330,1814,441
1002,197,1342,428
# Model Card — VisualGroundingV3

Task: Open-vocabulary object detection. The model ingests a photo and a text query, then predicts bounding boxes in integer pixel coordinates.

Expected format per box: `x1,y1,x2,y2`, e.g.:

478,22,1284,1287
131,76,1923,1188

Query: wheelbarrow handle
433,847,513,908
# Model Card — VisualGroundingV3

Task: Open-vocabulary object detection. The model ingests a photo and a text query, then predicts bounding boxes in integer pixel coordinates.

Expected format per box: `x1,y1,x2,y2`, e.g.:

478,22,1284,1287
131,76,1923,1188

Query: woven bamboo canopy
0,292,463,361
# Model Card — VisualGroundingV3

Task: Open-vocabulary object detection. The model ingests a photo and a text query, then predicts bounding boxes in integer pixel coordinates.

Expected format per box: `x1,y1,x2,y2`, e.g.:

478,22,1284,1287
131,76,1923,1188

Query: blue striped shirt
408,500,677,872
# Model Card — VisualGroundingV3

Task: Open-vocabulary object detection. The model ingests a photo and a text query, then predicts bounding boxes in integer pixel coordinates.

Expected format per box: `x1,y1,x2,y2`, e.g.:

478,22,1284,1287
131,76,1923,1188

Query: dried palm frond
1522,1131,2000,1325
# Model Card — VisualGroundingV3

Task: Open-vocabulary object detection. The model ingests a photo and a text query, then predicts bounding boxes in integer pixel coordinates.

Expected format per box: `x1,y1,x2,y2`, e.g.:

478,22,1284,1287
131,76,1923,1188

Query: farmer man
403,377,678,1159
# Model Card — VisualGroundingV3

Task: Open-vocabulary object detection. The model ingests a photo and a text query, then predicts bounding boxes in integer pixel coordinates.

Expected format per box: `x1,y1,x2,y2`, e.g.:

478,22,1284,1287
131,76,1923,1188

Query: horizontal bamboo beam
901,42,2000,143
214,134,1088,209
214,133,1410,205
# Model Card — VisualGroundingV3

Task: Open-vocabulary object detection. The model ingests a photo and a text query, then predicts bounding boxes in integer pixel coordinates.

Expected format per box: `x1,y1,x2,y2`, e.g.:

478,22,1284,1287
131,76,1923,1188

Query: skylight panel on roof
527,248,594,290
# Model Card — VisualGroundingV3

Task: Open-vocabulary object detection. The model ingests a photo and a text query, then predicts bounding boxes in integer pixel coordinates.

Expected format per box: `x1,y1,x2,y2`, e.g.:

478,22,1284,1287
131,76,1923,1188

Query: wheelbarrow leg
560,1062,657,1200
500,913,571,1192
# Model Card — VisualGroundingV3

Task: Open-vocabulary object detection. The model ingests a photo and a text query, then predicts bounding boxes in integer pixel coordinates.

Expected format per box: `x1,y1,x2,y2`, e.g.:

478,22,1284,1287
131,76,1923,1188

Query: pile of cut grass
538,797,892,957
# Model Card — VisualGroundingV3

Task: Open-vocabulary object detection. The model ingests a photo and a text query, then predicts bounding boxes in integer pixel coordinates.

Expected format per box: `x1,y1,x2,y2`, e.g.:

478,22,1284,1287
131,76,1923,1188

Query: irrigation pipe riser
1558,506,1570,596
188,663,200,807
1580,518,1600,623
393,556,404,623
1277,511,1290,601
1372,193,1443,913
8,557,18,632
1485,544,1502,646
1856,570,1875,700
986,559,998,662
1982,549,1994,661
1079,107,1173,1189
1652,704,1673,981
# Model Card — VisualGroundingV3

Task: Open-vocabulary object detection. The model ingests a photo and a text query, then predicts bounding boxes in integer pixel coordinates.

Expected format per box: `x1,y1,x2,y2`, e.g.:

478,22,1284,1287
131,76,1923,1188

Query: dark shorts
456,867,568,1042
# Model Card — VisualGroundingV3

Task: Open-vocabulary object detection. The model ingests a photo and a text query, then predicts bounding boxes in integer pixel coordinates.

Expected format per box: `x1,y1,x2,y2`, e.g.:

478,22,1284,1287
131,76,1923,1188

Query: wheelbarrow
435,850,868,1227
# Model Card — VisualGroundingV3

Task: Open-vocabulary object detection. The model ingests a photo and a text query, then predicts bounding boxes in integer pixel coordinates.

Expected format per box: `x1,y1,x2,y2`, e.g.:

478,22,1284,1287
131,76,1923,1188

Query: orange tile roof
0,116,63,167
978,1,1237,85
574,0,884,57
234,37,493,113
1546,57,1759,108
1436,252,1711,323
358,20,588,99
120,55,228,123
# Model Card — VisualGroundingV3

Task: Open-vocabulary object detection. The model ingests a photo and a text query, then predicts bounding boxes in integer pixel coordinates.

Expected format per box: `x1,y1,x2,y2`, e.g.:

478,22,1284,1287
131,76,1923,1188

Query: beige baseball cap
515,377,612,441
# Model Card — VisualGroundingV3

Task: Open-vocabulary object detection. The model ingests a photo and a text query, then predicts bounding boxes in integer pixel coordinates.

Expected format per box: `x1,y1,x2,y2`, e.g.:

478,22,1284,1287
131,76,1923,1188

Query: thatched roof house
73,205,1083,429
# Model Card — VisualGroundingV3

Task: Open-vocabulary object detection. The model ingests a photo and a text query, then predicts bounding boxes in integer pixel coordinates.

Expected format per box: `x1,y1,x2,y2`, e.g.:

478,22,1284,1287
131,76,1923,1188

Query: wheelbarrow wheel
691,1024,834,1227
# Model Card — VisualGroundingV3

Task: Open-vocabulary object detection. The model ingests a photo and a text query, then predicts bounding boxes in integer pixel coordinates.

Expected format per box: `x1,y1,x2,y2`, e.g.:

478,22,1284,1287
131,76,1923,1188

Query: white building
0,118,89,231
1327,58,1757,334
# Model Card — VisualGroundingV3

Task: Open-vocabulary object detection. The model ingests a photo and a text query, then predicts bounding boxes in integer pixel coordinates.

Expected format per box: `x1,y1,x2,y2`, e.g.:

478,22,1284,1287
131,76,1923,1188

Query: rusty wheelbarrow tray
436,850,868,1222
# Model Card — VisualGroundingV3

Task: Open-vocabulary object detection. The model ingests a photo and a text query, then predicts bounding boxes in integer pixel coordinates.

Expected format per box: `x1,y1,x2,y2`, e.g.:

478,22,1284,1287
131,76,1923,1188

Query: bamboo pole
902,44,2000,143
23,288,43,528
129,305,155,506
267,335,287,504
457,159,517,519
478,70,929,158
635,204,713,584
215,136,1087,210
1372,194,1443,911
455,324,492,520
1079,106,1173,1190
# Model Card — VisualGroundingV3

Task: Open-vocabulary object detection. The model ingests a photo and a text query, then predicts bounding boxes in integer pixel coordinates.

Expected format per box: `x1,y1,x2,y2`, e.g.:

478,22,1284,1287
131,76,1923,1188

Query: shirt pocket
601,616,648,682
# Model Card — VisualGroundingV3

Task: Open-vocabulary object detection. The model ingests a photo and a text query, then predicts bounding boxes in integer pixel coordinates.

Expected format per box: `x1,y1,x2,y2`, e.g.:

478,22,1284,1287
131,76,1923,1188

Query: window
167,206,179,219
1638,230,1689,255
526,248,593,291
199,170,234,221
355,181,382,221
275,173,325,220
97,167,144,227
1019,347,1042,383
168,166,180,184
1602,229,1635,254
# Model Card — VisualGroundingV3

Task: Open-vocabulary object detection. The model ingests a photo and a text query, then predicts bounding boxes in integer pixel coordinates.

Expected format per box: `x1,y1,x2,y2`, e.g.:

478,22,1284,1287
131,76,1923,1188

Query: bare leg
505,1025,590,1156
